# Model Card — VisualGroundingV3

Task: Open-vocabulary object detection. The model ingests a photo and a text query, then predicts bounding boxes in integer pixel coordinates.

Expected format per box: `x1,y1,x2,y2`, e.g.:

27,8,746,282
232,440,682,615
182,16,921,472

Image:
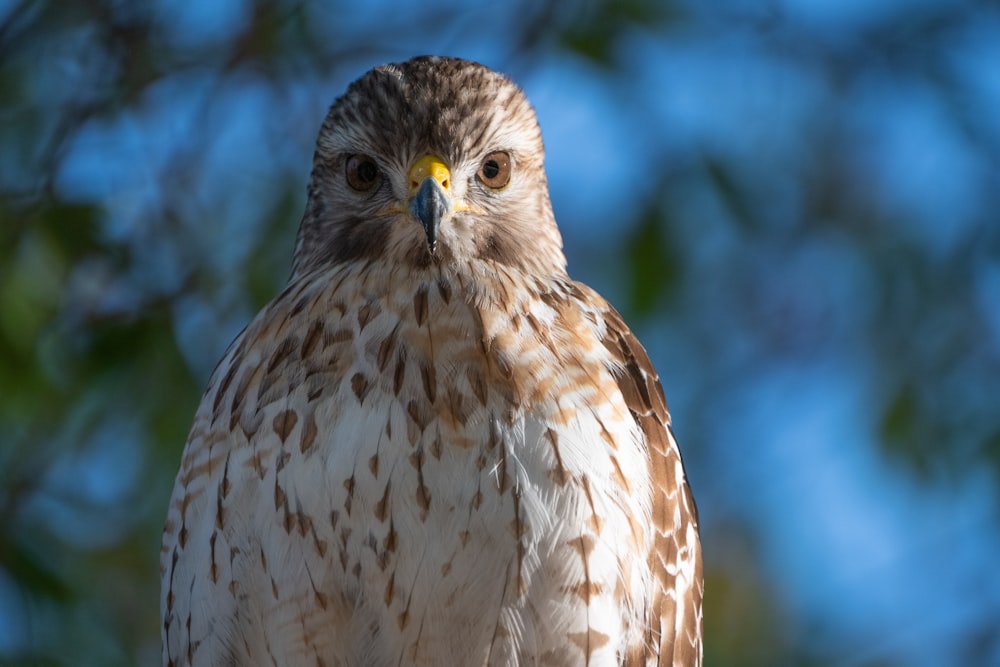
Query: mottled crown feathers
293,56,565,280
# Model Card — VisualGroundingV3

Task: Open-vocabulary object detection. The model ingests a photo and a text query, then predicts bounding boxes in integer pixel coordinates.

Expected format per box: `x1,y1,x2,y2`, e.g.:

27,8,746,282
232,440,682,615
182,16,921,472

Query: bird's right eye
345,155,381,192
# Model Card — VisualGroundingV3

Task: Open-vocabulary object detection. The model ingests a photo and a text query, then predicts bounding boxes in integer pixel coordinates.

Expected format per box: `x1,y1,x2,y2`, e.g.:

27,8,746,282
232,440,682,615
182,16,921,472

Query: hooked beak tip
410,177,450,253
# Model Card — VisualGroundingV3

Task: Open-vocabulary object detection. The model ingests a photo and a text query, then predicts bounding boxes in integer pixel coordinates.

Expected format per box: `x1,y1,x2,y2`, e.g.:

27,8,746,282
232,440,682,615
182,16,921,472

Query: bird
160,55,702,667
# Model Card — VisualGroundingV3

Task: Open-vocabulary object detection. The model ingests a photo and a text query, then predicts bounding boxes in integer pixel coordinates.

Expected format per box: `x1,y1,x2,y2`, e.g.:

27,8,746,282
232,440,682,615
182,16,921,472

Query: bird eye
477,151,511,189
345,155,381,192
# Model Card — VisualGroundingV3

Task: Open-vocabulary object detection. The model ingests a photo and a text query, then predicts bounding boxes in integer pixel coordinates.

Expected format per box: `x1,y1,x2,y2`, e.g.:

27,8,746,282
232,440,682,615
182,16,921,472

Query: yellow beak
408,155,452,253
408,155,451,194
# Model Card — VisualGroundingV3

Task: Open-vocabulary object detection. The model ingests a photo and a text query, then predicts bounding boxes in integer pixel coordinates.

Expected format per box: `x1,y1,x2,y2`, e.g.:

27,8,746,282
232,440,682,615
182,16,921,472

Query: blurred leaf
559,0,678,65
0,539,73,603
880,384,916,444
622,203,681,318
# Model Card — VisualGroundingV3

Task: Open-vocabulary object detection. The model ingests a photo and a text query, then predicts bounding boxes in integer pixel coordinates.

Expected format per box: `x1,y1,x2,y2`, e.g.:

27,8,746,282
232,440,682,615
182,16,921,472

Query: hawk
161,56,702,666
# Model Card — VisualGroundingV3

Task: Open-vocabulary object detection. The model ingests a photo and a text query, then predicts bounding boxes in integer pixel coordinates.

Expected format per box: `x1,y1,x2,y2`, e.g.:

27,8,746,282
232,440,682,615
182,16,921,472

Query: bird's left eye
345,155,382,192
477,151,511,189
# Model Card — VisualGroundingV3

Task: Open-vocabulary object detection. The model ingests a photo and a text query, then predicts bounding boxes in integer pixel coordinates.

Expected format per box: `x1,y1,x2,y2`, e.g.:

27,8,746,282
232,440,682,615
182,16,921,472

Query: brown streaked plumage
161,55,702,666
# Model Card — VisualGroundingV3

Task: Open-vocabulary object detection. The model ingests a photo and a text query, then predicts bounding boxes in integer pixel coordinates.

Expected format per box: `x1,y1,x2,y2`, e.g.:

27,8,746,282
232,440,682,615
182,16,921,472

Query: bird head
292,56,567,281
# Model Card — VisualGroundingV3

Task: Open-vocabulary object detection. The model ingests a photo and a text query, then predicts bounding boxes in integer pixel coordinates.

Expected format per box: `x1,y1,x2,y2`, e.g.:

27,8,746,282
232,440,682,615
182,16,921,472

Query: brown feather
597,301,703,667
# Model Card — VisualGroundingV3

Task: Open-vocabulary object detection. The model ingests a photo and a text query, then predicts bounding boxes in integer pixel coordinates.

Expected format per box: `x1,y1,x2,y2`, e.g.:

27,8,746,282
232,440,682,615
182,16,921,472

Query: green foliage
624,204,680,317
558,0,676,65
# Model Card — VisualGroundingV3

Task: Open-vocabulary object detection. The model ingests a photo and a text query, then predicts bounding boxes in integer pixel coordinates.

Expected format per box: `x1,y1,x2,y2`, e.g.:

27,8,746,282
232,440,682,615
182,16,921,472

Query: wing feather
596,300,704,667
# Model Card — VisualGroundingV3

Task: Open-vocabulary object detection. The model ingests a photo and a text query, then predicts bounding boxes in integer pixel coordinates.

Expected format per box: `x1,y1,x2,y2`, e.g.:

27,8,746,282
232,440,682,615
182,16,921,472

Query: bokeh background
2,1,999,665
